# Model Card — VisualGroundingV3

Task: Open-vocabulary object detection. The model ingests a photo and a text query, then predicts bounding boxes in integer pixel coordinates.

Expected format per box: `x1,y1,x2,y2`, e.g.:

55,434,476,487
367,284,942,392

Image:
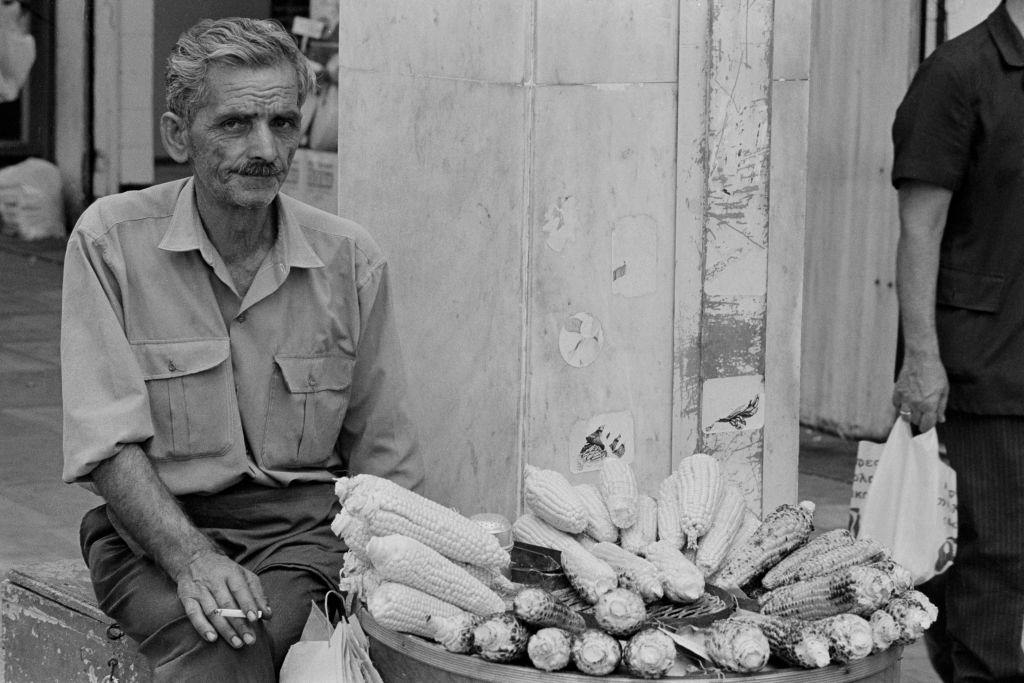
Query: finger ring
899,409,911,417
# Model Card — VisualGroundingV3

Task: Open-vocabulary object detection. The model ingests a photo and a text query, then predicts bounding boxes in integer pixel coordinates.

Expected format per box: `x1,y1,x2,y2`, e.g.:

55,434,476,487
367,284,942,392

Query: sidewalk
0,244,940,681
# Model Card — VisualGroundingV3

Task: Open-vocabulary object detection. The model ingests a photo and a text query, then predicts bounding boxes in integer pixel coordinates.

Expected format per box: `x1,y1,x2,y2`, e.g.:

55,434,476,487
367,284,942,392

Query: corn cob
337,566,383,597
882,590,938,644
593,587,648,637
341,549,371,577
429,612,483,654
512,587,586,633
524,465,588,533
868,609,900,653
809,613,874,663
559,543,618,604
778,537,888,587
758,565,896,620
589,541,664,603
366,581,465,639
732,615,830,669
513,512,581,554
674,453,726,548
576,533,598,550
643,540,704,603
620,495,659,554
761,528,855,589
713,500,815,589
365,534,505,616
656,475,684,548
695,483,748,575
709,509,761,582
344,485,509,569
527,628,573,672
458,561,522,599
334,473,394,504
623,628,676,679
705,618,771,673
600,457,639,528
865,559,914,594
574,483,619,543
472,612,530,663
330,509,372,560
571,628,622,676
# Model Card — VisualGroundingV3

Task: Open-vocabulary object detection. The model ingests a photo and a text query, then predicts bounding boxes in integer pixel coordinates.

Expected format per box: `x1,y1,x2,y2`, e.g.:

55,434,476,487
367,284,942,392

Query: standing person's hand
175,550,272,647
893,351,949,432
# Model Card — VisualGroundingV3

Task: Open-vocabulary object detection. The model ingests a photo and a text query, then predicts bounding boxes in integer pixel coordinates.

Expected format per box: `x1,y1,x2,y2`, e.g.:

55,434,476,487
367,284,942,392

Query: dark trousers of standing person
922,413,1024,682
80,481,345,683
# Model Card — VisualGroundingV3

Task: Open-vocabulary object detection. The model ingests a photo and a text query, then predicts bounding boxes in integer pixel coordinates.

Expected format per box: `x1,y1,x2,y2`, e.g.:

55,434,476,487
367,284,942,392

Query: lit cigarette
211,608,262,619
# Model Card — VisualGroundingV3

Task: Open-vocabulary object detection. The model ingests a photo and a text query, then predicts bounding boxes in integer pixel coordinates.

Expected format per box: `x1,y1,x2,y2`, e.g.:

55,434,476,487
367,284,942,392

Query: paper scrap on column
570,411,635,473
611,215,658,297
559,312,604,368
541,195,579,253
701,375,765,434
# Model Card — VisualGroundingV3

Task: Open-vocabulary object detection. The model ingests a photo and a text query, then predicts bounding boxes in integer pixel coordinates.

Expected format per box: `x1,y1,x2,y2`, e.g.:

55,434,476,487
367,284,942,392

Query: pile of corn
334,458,937,678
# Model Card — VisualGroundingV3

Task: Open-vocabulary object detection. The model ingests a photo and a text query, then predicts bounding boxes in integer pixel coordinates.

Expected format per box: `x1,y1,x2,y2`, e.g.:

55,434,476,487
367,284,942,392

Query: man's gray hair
166,17,318,124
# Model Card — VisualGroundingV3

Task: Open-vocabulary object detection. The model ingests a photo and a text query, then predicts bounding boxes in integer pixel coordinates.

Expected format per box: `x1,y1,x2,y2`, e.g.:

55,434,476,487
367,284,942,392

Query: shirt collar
989,1,1024,68
158,177,325,270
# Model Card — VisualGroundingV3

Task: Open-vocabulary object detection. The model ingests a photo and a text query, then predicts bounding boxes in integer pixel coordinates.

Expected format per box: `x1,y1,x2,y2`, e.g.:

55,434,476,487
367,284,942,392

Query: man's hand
175,550,272,647
893,351,948,433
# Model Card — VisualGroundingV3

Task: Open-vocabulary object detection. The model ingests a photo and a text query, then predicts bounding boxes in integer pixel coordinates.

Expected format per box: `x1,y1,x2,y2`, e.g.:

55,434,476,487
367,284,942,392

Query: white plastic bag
856,419,958,585
279,593,383,683
0,158,65,241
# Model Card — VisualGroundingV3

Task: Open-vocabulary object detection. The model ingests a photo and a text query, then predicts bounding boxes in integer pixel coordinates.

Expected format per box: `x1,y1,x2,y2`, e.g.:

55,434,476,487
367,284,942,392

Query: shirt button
168,361,178,372
237,313,247,323
307,375,317,388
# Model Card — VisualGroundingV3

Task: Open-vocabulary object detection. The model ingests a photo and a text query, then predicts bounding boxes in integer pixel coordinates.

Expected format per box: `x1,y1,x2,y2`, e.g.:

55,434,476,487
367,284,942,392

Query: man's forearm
90,444,219,579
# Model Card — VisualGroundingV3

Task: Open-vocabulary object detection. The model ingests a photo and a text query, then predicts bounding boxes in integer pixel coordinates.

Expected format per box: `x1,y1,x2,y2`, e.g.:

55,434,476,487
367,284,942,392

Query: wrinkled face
185,64,302,212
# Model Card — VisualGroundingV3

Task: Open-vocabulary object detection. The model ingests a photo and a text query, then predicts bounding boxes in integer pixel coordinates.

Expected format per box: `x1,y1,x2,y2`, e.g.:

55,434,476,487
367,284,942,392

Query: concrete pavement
0,243,940,681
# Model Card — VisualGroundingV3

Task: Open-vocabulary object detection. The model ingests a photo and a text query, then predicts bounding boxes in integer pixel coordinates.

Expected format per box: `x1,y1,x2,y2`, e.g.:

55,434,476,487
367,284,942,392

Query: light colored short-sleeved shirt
61,178,424,495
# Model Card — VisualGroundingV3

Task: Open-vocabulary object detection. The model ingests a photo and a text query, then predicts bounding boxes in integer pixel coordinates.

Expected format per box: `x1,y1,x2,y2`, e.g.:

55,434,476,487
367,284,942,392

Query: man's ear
159,112,191,164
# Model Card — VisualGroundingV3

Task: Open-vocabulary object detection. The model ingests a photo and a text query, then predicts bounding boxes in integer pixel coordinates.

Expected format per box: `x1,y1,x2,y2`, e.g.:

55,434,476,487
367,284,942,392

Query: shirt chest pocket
131,339,234,460
261,353,355,468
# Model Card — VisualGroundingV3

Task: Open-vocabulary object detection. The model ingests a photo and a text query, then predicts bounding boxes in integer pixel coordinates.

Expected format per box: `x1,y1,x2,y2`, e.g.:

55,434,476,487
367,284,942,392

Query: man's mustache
234,160,284,177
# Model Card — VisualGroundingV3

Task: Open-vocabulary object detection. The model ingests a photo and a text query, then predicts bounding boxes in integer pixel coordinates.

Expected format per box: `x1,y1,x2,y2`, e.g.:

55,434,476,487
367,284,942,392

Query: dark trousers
926,413,1024,682
80,481,345,682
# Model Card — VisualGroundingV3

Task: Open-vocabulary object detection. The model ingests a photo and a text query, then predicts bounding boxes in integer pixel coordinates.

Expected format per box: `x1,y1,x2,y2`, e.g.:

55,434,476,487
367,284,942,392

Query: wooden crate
2,560,151,682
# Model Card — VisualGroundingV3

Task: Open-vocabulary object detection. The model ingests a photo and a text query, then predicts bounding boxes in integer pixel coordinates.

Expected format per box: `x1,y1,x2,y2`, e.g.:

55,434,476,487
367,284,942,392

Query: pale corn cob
513,512,581,554
340,549,371,577
779,537,888,586
883,590,938,644
758,565,896,620
732,615,830,669
337,566,383,597
559,543,618,604
809,613,874,663
334,473,396,504
572,628,622,676
865,559,914,594
600,457,639,528
656,475,684,548
589,541,664,603
458,561,522,599
622,628,676,679
524,465,588,533
330,509,372,560
674,453,726,548
472,612,530,663
761,528,856,589
576,533,598,550
345,487,509,569
868,609,900,653
620,495,659,554
574,483,619,543
593,587,647,637
365,534,505,616
643,540,704,603
527,628,573,672
513,587,586,633
366,581,465,639
713,500,815,589
709,509,761,582
429,612,484,654
695,483,748,575
705,618,771,673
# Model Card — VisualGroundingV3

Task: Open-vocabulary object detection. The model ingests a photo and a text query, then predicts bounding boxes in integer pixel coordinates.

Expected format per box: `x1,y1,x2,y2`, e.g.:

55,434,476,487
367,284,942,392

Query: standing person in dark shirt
891,1,1024,680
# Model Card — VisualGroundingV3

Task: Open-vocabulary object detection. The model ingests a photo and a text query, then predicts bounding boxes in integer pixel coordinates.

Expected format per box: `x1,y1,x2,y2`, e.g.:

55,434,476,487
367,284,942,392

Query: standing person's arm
892,181,953,432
